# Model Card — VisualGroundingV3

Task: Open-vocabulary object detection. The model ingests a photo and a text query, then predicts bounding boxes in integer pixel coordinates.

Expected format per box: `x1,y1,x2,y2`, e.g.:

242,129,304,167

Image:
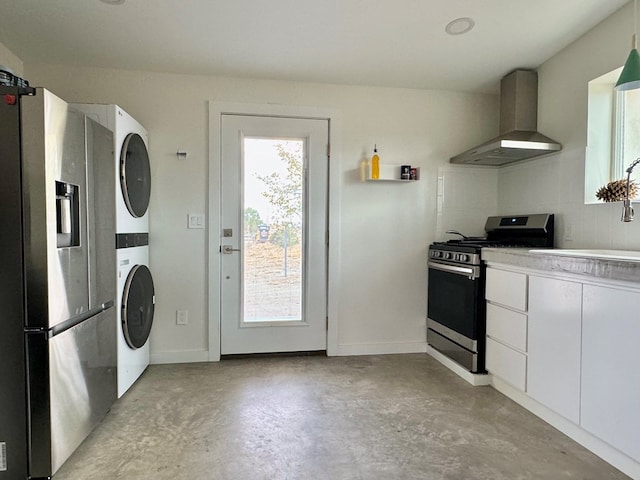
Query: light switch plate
188,213,205,229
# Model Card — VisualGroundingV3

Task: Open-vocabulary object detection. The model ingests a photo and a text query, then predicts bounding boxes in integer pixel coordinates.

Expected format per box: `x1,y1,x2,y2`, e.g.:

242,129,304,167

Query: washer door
120,133,151,218
121,264,155,349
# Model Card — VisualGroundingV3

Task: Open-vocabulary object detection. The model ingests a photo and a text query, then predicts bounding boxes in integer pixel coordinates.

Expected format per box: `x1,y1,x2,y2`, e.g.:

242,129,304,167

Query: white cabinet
486,337,527,391
483,255,640,476
486,268,527,311
485,267,528,390
527,276,582,424
581,284,640,461
486,303,527,351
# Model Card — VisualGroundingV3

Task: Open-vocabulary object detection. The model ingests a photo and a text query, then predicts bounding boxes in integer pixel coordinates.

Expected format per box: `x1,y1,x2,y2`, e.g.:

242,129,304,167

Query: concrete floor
54,354,630,480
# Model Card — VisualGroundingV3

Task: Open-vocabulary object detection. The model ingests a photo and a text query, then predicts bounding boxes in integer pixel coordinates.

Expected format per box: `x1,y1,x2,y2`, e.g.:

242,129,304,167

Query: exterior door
220,114,328,355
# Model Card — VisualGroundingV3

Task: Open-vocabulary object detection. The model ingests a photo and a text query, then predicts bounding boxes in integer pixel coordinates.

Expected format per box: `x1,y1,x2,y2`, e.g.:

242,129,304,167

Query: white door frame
208,102,342,361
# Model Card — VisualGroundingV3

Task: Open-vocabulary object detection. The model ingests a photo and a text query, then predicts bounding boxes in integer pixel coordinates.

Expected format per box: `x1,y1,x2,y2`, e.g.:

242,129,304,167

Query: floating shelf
365,163,420,182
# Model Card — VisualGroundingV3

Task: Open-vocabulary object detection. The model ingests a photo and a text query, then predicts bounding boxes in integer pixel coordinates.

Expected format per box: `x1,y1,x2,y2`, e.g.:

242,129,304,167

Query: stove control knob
459,254,469,262
443,252,452,260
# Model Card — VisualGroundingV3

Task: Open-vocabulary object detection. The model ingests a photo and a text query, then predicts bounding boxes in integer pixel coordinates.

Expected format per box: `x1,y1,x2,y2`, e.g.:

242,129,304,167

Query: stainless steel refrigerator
0,85,117,479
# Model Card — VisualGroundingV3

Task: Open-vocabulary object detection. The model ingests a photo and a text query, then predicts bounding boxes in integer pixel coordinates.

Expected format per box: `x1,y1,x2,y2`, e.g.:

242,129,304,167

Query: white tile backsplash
498,153,640,250
436,165,498,240
436,155,640,251
436,154,640,250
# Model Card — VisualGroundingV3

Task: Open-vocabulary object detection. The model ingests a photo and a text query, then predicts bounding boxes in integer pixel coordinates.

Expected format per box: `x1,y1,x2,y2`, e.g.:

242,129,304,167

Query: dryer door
120,133,151,218
121,264,155,349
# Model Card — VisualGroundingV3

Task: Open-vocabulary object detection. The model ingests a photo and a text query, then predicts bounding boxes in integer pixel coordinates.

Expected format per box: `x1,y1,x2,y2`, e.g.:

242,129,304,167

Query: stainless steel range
427,214,554,373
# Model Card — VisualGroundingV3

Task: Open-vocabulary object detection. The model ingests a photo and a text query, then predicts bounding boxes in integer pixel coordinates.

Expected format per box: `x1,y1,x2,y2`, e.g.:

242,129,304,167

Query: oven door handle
428,261,480,280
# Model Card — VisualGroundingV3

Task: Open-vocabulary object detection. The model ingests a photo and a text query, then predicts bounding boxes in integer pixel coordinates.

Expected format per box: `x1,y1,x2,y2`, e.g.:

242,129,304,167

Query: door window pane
243,138,304,323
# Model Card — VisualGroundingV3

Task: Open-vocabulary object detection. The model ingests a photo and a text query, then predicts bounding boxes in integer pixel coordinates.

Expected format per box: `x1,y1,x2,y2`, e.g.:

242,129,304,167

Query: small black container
0,68,30,88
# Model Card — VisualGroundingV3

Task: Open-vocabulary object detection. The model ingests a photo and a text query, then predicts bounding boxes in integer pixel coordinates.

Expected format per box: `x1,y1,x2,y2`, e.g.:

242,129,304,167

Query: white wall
0,40,23,76
23,64,498,360
16,1,638,364
498,2,640,249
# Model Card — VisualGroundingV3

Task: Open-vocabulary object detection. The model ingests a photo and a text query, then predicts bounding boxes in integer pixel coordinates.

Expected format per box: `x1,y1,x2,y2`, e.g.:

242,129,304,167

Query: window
585,67,639,204
613,87,640,182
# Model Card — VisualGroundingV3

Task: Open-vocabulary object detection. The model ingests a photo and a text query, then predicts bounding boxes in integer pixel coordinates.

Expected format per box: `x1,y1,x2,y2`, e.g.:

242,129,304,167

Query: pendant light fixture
616,0,640,91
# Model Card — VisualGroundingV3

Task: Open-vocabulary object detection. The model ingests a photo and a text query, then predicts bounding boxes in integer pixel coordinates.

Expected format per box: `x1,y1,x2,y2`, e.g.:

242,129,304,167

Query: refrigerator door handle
42,300,115,338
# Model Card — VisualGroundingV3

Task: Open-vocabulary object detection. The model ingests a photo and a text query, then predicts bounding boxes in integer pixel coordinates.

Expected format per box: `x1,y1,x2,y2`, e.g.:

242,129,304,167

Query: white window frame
613,87,640,183
585,67,638,204
612,89,625,180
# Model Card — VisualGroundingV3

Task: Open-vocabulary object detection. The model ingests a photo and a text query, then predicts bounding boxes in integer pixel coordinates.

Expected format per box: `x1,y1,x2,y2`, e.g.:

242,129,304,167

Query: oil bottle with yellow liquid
371,145,380,180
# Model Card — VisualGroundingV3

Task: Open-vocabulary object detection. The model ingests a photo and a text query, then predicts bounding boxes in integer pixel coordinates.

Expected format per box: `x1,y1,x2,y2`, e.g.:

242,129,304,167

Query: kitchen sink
528,249,640,261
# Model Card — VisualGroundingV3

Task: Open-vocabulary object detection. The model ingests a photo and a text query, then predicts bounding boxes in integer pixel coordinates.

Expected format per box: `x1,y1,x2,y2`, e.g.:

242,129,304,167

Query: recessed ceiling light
99,0,125,5
445,17,475,36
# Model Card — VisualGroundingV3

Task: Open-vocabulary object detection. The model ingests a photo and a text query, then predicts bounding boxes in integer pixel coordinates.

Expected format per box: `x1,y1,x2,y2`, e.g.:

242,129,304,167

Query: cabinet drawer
486,337,527,391
486,268,527,311
486,303,527,352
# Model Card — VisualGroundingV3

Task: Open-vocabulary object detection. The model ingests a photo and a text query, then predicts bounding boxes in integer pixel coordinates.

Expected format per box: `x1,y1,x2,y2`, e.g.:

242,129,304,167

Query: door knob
222,245,241,254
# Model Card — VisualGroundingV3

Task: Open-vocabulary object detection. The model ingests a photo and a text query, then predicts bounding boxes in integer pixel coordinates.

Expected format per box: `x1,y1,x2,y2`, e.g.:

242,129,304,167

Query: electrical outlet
564,219,574,242
176,309,188,325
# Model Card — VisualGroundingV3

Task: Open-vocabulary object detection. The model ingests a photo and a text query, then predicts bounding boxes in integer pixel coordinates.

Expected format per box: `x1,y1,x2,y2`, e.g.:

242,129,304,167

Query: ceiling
0,0,629,93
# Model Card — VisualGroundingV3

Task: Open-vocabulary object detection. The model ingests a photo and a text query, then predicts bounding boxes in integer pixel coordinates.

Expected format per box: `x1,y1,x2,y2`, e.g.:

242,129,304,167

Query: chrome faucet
622,158,640,222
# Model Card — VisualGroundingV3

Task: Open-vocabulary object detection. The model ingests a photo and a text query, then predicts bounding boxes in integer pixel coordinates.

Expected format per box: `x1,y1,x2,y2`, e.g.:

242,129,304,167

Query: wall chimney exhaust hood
450,69,562,166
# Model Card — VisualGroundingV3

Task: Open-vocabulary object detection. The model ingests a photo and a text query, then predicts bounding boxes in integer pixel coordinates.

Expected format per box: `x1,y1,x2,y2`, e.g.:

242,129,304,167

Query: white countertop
481,248,640,284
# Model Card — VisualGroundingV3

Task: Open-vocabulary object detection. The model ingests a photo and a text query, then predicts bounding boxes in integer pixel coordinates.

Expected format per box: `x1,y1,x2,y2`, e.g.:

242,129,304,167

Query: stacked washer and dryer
72,104,155,398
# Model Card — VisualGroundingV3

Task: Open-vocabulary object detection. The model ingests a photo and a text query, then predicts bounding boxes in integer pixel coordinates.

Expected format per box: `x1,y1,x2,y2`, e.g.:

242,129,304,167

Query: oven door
427,259,485,355
427,260,485,372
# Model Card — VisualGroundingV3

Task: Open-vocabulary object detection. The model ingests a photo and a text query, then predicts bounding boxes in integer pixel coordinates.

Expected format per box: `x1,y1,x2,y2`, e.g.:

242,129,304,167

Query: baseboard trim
431,349,640,478
150,349,210,365
334,341,427,356
150,343,426,363
491,376,640,480
426,346,491,386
